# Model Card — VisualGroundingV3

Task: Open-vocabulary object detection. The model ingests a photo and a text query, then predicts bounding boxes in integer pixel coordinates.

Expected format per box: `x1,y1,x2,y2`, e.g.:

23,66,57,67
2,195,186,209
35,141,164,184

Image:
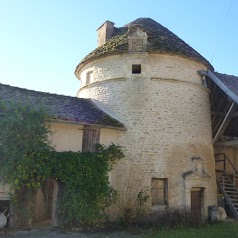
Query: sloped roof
212,72,238,138
0,83,124,128
75,18,213,73
214,72,238,103
199,70,238,139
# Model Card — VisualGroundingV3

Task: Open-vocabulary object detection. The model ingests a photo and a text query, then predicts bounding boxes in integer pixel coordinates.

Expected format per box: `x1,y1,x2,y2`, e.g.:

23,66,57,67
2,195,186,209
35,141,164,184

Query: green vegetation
0,102,53,226
52,144,124,227
145,222,238,238
0,102,123,228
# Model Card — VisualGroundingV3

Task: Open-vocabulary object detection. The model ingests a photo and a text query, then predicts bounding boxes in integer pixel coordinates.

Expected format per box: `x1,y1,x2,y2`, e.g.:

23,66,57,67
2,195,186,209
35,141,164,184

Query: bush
132,206,201,229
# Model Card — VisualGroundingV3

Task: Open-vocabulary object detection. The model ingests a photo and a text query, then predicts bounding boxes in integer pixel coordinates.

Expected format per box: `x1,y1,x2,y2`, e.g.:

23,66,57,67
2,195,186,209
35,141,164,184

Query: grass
144,221,238,238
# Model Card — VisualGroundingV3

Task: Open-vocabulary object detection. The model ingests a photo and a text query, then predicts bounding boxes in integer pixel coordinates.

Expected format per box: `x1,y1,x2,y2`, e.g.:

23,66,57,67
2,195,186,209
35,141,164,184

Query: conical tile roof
75,18,213,73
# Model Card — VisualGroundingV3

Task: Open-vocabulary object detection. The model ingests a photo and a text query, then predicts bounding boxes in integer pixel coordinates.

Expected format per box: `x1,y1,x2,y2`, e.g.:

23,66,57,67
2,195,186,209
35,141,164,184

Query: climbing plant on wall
0,102,53,227
0,101,123,228
52,144,123,227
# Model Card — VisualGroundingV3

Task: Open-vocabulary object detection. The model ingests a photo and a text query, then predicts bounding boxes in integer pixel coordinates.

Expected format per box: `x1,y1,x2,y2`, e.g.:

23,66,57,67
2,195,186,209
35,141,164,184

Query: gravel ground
1,227,147,238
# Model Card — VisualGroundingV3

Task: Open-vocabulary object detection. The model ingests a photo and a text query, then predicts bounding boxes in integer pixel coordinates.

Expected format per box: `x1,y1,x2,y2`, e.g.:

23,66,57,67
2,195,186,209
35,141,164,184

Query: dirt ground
1,227,147,238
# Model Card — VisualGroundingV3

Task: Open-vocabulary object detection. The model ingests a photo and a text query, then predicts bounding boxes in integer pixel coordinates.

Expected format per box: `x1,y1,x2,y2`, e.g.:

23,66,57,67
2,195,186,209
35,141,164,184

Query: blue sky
0,0,237,96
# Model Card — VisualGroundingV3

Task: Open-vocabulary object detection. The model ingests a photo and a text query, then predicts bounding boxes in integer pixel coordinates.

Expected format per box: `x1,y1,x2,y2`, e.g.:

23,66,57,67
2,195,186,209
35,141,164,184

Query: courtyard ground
2,220,238,238
1,227,145,238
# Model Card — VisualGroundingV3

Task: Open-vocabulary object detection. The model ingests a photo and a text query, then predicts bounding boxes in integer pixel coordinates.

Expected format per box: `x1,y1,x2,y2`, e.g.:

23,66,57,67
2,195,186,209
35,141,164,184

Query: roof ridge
215,72,238,78
0,82,82,100
0,83,125,128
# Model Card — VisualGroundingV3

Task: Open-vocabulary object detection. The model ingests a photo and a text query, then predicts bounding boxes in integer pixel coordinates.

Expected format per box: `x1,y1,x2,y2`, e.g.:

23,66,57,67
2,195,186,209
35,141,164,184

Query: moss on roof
75,18,213,73
0,83,125,129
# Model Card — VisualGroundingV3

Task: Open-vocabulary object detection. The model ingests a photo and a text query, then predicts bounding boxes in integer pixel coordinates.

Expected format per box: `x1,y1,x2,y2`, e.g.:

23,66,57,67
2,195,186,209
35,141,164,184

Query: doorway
191,187,204,221
33,178,57,226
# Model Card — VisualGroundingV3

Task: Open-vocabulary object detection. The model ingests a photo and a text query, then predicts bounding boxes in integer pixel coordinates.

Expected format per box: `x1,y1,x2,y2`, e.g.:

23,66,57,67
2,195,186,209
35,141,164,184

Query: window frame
151,178,168,206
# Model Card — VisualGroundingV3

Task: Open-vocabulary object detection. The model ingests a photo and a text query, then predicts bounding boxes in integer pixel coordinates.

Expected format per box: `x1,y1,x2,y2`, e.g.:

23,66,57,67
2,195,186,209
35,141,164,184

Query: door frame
191,187,204,221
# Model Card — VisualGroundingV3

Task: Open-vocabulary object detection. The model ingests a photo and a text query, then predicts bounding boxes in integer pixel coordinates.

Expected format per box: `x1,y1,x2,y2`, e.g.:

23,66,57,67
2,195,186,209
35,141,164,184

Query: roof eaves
50,118,126,130
198,70,238,104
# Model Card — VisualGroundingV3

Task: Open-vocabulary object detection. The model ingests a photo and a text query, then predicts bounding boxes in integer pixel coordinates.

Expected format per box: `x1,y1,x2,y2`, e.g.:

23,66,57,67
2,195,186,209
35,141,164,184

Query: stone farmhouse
1,17,238,225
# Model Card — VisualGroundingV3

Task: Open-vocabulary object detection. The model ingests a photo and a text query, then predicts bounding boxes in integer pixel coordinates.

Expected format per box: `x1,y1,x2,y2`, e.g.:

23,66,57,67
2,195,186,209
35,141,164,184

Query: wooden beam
211,111,238,118
216,139,238,147
211,111,226,117
221,136,238,140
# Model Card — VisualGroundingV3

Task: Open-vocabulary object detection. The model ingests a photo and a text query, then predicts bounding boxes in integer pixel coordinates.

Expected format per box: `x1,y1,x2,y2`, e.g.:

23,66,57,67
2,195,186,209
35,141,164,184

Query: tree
0,102,53,227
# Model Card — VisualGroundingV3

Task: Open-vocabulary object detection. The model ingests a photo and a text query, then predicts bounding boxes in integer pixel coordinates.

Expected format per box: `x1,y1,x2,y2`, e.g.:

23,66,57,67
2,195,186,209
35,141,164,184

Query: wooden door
191,189,202,221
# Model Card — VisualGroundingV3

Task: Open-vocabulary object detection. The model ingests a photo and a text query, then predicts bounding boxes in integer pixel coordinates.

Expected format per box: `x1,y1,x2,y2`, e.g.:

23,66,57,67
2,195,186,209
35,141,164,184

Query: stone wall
77,53,206,89
77,53,217,218
97,21,115,47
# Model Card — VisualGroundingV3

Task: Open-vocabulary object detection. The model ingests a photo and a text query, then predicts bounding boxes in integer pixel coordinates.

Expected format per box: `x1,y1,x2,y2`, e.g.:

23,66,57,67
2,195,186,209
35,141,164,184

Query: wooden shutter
82,125,100,152
151,178,168,205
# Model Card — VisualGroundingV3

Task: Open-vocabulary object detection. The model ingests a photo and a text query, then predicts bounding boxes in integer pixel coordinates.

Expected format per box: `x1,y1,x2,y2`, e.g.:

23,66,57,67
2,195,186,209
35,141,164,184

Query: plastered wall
50,121,83,152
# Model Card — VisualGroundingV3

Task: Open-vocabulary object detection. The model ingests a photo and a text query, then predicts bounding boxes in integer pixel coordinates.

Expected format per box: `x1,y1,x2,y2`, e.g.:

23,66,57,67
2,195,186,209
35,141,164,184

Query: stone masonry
76,52,217,218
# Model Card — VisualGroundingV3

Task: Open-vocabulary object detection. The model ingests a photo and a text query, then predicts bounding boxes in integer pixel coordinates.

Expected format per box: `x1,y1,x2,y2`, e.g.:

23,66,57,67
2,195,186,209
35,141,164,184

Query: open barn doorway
33,178,58,227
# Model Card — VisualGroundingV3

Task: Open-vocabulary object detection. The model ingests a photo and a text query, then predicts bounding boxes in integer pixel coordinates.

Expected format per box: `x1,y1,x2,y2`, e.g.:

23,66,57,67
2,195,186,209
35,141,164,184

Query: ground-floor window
151,178,168,206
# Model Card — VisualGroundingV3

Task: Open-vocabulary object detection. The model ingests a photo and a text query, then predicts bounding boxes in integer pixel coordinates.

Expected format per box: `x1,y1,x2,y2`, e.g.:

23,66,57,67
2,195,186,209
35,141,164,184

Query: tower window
86,71,93,85
132,64,141,74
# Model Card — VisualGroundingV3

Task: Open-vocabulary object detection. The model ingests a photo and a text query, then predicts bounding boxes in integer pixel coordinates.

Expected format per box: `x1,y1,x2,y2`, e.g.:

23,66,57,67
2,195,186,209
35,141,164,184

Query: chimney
97,21,115,47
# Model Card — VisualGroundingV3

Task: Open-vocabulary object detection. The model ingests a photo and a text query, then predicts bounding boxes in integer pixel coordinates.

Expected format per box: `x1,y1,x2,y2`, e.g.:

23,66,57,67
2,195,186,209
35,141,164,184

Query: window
151,178,168,206
132,64,141,74
86,71,93,85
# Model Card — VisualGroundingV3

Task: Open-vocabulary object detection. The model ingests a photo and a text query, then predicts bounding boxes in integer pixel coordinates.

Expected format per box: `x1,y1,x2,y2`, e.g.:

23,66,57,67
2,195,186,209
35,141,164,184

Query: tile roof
208,72,238,138
214,72,238,103
0,83,125,128
75,18,213,73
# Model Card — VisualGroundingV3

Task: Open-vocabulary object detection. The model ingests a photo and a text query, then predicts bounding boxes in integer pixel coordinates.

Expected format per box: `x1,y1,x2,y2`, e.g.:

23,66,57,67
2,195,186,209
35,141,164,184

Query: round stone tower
75,18,217,218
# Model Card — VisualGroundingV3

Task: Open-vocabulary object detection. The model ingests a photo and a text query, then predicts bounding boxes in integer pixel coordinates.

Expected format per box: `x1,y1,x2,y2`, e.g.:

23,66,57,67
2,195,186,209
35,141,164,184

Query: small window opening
132,64,141,74
151,178,168,206
86,71,93,85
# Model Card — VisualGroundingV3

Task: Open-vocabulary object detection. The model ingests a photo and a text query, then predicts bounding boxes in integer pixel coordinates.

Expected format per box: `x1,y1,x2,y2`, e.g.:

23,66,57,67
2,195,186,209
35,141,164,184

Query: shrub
133,206,201,229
